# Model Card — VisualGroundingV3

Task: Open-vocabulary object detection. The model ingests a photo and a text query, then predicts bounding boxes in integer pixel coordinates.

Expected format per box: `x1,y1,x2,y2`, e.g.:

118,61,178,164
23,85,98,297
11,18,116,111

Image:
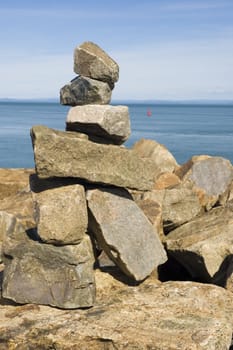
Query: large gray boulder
31,125,158,191
86,187,167,281
73,41,119,87
60,76,112,106
165,204,233,283
34,184,88,245
66,104,131,145
176,156,233,209
2,222,95,309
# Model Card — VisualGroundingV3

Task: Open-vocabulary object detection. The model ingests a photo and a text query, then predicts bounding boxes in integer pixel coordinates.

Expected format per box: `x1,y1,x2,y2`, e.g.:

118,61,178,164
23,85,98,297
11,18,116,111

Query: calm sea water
0,101,233,168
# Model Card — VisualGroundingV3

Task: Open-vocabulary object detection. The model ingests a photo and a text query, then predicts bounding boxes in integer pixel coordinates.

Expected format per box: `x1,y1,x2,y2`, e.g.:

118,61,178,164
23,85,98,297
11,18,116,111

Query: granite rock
60,76,112,106
86,187,167,281
2,224,95,309
34,184,88,245
31,125,158,191
73,41,119,87
66,104,131,145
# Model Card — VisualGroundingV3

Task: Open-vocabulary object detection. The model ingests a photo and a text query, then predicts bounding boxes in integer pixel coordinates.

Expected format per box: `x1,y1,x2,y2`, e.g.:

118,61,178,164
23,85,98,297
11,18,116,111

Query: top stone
73,41,119,86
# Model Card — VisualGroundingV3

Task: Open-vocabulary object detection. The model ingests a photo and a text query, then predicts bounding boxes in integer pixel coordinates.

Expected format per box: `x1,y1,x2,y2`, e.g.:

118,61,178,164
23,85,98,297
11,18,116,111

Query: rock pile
1,41,233,348
1,41,167,309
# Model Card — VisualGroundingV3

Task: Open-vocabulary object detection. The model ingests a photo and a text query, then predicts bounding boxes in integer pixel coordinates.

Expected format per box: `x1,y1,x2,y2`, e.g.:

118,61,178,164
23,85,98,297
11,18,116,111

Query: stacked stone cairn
2,42,167,309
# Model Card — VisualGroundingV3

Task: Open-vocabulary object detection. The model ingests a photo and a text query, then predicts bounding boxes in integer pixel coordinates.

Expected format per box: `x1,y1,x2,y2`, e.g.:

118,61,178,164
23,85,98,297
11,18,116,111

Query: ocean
0,101,233,168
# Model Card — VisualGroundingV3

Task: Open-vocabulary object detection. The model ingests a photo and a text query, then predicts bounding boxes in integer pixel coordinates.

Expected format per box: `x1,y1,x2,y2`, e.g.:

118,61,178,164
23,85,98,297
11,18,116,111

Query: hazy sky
1,0,233,100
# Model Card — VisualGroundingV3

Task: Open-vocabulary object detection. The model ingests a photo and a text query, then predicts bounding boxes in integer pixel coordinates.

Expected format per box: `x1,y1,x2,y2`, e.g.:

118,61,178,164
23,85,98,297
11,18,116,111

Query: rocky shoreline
0,42,233,349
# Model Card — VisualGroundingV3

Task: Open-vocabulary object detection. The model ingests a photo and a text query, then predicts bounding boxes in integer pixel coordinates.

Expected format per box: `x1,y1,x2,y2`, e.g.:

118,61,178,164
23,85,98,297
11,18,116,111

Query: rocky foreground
1,41,233,349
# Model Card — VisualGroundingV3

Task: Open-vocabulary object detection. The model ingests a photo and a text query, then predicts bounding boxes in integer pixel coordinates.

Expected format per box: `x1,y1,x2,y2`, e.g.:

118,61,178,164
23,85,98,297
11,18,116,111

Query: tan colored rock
2,221,95,309
0,272,232,349
132,138,178,179
0,168,33,200
74,41,119,86
34,184,88,245
165,204,233,282
60,76,112,106
86,187,167,281
136,197,164,241
31,125,158,191
176,156,233,209
154,171,181,189
143,182,203,233
66,104,131,145
0,191,35,230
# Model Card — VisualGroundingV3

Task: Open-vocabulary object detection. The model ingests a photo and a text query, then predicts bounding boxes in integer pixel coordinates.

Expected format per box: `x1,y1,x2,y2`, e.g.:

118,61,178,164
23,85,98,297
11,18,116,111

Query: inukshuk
2,41,167,309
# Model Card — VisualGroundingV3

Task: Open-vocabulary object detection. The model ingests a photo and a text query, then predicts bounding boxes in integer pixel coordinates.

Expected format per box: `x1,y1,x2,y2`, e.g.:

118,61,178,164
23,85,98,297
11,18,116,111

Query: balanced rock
31,125,158,191
66,105,131,145
34,184,88,245
60,76,112,106
86,187,167,281
165,204,233,283
2,222,95,309
74,41,119,87
176,156,233,209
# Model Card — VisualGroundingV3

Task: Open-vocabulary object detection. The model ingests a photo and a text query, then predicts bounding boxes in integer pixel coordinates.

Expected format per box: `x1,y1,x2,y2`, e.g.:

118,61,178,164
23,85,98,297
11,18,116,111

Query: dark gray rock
60,76,112,106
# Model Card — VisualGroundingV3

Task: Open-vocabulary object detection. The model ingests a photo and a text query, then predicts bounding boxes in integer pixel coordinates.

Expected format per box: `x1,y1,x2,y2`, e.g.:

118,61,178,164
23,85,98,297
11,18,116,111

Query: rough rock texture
132,138,178,178
31,125,158,191
34,184,88,245
165,203,233,283
0,270,232,349
143,182,203,233
0,168,33,200
154,171,181,189
136,197,164,241
0,190,35,230
176,156,233,209
2,224,95,309
66,104,131,145
86,187,167,281
73,41,119,87
0,211,21,261
60,76,112,106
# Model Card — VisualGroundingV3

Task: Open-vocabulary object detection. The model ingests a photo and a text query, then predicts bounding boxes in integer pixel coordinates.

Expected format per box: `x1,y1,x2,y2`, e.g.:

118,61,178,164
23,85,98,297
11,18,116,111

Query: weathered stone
154,171,181,189
31,125,157,191
0,271,232,349
0,168,34,200
176,156,233,209
73,41,119,86
132,138,178,179
0,191,35,230
66,104,131,145
0,211,23,261
60,76,112,106
34,184,88,245
165,204,233,283
143,181,203,233
136,197,164,241
86,187,167,281
2,224,95,309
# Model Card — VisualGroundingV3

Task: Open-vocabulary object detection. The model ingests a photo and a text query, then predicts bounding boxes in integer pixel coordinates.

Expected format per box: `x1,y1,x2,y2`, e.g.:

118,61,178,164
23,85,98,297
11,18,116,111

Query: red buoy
147,109,152,117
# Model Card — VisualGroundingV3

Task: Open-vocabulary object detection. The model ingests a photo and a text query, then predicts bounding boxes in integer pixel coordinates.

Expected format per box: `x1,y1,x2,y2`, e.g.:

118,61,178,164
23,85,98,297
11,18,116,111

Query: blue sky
1,0,233,100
